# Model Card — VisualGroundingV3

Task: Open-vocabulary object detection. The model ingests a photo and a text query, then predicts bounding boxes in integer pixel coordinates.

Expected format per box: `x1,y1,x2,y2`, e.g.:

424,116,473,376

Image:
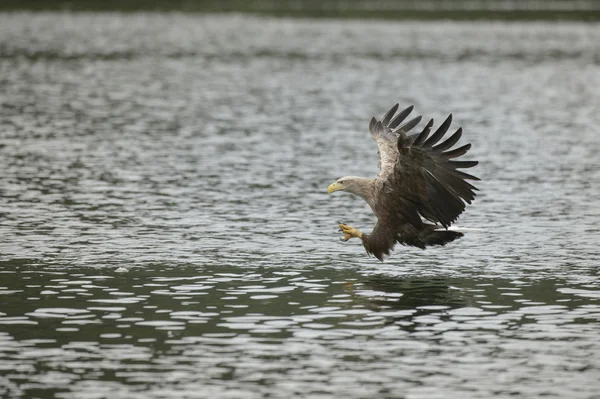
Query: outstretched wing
388,113,479,229
369,104,422,180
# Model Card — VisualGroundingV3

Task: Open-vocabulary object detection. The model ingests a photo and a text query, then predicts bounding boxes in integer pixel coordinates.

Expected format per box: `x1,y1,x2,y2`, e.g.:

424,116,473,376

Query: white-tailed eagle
328,104,479,261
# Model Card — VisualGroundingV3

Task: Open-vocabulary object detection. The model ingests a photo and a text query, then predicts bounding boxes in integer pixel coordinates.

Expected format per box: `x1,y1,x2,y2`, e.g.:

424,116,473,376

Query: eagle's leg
338,223,363,242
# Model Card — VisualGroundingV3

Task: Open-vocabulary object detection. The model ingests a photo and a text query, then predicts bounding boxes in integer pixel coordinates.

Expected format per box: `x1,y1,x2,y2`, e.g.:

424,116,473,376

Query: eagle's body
328,104,479,261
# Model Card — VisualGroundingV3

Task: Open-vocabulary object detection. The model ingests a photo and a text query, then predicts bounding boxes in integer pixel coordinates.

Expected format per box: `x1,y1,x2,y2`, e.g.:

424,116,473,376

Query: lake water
1,12,600,399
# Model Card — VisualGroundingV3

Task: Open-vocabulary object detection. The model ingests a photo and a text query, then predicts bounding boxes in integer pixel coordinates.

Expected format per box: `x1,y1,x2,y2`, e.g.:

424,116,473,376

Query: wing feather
369,104,421,180
369,116,377,132
361,104,479,259
448,160,479,169
442,143,471,159
394,115,422,134
381,103,399,125
390,115,478,228
432,128,462,152
423,114,452,147
411,118,434,147
388,105,414,129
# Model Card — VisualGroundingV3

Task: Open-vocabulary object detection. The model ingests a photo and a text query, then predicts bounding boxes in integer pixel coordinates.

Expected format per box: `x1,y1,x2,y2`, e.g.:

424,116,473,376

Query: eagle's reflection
343,275,468,330
363,276,465,309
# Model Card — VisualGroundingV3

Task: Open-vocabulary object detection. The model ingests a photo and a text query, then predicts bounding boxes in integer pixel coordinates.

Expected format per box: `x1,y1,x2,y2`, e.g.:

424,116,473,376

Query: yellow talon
338,223,363,241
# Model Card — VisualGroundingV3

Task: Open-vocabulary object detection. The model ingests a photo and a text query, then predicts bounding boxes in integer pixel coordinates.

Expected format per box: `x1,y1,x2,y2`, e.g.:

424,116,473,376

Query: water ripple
1,12,600,399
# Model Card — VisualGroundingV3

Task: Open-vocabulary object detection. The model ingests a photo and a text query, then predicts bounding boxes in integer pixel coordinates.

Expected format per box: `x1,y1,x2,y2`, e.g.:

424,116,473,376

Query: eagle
327,104,479,261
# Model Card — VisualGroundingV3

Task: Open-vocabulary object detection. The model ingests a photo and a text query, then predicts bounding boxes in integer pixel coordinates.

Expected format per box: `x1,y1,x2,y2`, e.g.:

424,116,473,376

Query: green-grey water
1,12,600,399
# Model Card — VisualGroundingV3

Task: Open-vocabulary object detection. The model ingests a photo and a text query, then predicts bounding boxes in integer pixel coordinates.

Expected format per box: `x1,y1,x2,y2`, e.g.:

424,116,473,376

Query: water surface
1,13,600,398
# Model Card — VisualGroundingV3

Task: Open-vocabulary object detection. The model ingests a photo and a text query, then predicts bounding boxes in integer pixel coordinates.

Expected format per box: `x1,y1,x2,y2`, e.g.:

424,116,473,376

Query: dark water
1,12,600,398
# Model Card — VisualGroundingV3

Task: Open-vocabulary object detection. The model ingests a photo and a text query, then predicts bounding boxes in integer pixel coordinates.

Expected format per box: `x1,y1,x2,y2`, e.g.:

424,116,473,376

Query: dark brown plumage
328,104,479,261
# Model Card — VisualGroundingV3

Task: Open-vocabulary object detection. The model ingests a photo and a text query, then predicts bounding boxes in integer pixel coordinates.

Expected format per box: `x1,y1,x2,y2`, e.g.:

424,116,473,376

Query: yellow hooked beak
328,182,342,194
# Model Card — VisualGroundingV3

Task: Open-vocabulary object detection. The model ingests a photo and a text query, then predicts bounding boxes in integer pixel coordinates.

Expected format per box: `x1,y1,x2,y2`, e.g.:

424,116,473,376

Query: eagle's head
327,177,362,195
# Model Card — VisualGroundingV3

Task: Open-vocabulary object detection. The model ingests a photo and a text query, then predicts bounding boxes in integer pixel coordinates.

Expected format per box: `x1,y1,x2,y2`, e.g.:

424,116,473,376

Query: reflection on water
1,12,600,399
1,265,599,398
